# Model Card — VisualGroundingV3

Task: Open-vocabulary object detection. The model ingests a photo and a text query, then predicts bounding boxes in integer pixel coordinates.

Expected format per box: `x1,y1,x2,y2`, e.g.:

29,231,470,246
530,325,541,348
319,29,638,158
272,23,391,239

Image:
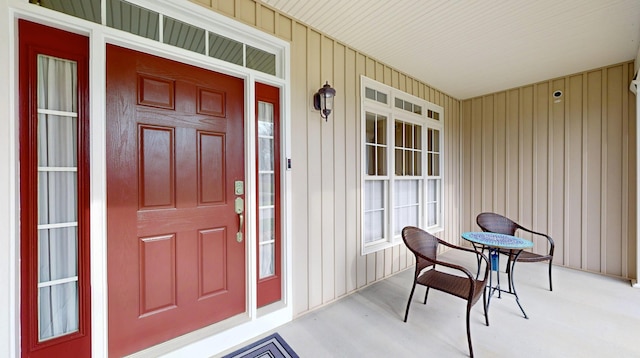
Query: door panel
106,45,245,357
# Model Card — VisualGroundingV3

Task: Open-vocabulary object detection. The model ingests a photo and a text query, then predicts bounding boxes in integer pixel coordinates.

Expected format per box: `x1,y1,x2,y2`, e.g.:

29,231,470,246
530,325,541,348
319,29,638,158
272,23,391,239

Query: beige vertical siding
193,1,636,316
461,62,637,280
193,0,463,316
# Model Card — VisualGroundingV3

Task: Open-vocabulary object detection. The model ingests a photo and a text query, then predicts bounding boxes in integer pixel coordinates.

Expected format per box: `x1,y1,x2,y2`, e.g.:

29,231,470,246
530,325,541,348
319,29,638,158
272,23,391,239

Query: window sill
361,225,444,256
362,240,400,255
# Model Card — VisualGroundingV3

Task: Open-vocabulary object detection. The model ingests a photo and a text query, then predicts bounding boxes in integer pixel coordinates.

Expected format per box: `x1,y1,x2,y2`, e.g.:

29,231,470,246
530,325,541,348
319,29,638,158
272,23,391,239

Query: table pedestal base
474,245,528,319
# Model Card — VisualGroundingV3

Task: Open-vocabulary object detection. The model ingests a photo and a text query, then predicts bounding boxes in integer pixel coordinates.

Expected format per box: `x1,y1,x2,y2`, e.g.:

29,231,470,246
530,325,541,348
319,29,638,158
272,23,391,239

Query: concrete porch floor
220,249,640,357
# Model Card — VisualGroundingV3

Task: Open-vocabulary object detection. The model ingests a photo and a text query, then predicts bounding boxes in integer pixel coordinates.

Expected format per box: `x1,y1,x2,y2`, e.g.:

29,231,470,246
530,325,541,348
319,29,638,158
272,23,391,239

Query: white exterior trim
0,0,293,356
0,4,20,358
634,78,640,288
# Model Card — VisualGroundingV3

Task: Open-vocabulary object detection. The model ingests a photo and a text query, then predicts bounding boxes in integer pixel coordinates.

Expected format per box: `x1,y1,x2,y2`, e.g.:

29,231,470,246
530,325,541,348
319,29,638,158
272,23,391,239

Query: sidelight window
36,55,80,341
257,101,276,278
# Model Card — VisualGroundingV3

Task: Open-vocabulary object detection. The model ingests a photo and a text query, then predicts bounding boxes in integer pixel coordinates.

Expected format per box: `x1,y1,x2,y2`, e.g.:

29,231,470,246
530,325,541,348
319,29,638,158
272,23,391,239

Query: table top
461,231,533,249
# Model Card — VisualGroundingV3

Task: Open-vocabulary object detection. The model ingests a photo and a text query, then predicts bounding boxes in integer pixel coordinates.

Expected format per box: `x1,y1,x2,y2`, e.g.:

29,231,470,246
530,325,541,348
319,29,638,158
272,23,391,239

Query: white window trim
360,76,444,255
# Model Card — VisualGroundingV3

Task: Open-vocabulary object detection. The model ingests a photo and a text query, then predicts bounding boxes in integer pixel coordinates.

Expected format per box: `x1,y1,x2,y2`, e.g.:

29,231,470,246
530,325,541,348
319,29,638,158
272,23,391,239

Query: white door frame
0,1,293,356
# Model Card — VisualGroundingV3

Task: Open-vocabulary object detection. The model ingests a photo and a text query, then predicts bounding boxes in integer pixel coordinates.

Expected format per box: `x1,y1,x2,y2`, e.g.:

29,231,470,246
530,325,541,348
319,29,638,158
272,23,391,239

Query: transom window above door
29,0,281,77
361,76,443,255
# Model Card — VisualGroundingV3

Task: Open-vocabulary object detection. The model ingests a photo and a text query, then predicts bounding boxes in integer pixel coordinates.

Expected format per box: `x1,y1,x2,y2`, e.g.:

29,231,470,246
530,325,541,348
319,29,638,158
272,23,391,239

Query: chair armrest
517,225,555,255
418,241,490,282
438,238,481,254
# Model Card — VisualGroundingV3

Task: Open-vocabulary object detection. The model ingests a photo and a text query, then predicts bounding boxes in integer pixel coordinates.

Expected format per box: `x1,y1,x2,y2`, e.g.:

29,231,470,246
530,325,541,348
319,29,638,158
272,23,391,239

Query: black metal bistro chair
476,212,555,291
401,226,489,358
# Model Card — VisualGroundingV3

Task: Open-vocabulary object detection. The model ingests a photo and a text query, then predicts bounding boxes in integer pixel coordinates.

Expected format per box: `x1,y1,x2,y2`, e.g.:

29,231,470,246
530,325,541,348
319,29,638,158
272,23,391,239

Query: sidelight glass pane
37,57,77,112
36,54,79,343
38,115,78,167
257,100,277,279
38,172,77,225
38,227,78,282
259,174,274,206
259,208,274,243
259,243,275,277
258,138,274,171
258,102,274,136
39,282,79,341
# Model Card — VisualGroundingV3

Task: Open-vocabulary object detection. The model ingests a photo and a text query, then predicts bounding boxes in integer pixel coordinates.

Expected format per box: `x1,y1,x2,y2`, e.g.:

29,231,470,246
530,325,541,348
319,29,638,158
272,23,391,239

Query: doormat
222,333,299,358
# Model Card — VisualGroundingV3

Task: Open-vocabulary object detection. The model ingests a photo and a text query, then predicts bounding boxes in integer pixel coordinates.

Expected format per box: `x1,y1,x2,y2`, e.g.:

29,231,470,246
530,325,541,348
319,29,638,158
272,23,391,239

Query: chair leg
466,302,474,358
423,287,430,304
548,259,553,291
483,288,489,326
506,255,513,293
403,280,418,322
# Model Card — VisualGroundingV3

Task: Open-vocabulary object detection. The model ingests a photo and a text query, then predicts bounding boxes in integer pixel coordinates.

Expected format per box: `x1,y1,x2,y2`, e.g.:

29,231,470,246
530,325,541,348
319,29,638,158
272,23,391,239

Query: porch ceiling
260,0,640,99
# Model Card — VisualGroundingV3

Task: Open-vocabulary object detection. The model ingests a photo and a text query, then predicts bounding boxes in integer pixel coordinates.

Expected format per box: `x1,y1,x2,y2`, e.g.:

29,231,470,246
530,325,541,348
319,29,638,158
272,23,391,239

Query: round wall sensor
553,90,563,98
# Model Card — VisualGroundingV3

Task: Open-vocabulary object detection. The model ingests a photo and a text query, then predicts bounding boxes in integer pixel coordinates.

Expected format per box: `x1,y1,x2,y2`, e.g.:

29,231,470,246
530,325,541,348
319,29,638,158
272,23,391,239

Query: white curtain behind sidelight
36,55,79,341
258,101,275,278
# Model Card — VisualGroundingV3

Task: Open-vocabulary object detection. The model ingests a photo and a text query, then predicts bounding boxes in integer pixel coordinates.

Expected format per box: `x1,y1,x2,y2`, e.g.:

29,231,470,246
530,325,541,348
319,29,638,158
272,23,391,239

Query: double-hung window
361,77,443,254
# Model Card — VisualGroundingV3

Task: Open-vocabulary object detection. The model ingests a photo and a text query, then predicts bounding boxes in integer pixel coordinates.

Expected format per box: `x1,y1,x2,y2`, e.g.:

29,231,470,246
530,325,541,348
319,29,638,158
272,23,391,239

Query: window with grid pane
393,120,422,236
364,112,388,244
361,76,443,254
426,128,441,227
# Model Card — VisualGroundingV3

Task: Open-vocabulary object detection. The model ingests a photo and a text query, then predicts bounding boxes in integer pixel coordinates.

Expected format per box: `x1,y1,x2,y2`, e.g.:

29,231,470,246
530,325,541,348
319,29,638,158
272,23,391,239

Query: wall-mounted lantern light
313,81,336,121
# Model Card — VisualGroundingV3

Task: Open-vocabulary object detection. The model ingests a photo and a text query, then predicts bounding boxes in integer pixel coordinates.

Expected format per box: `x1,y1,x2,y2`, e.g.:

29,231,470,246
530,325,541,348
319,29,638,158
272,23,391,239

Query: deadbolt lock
234,181,244,195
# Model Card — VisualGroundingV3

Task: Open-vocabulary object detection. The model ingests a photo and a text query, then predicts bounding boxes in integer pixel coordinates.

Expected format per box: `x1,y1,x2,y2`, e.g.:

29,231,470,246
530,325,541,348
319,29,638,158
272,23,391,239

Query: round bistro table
461,231,534,318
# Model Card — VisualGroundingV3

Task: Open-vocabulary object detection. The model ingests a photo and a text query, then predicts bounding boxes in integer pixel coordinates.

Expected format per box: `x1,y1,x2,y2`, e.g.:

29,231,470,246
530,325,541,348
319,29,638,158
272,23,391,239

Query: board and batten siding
461,62,637,280
191,0,463,316
192,0,637,317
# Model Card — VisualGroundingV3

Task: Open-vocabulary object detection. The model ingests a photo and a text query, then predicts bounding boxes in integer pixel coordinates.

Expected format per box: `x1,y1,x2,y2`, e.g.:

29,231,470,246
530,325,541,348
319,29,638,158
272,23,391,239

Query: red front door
106,45,246,357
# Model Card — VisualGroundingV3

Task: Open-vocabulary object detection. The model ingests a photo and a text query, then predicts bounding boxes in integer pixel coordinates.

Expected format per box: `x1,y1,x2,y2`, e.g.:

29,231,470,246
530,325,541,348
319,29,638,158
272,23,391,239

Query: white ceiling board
261,0,640,99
